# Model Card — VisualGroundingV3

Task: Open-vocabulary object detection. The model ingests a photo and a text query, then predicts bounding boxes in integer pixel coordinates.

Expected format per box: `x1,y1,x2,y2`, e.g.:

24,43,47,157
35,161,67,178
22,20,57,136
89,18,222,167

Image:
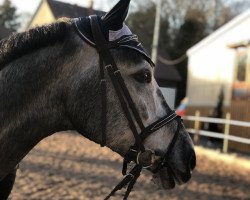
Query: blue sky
0,0,114,14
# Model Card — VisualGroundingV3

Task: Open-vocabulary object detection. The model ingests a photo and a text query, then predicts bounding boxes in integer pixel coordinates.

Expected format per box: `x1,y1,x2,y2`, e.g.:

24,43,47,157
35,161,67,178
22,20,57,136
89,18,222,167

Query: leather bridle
75,15,181,200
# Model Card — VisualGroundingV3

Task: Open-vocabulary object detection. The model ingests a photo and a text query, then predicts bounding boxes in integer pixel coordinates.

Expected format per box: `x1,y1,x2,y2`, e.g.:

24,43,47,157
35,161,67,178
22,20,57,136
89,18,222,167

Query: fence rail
182,111,250,153
183,116,250,127
187,129,250,145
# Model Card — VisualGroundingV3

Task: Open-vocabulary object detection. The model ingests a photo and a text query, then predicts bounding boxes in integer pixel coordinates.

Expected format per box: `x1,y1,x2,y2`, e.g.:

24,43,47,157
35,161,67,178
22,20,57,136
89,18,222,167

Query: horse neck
0,42,74,179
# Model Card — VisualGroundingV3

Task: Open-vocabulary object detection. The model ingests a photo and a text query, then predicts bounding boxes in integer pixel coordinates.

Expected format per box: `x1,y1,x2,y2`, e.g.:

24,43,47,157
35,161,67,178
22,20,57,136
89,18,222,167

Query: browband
74,16,155,66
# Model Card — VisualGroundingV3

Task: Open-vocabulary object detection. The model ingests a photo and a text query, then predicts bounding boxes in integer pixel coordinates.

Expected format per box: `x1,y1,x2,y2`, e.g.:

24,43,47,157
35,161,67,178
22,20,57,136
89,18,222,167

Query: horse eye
133,69,152,83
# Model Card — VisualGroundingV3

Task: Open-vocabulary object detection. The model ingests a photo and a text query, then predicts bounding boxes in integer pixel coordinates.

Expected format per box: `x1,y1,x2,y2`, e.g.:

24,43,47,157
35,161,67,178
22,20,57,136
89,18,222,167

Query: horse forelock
0,18,73,70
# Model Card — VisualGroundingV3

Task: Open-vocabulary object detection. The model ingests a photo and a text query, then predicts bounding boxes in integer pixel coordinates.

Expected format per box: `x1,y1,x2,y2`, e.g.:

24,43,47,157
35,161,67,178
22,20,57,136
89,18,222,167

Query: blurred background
0,0,249,199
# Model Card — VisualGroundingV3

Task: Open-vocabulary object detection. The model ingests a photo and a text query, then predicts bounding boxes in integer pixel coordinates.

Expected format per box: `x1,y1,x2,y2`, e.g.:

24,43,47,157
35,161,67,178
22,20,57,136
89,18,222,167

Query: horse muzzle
150,148,196,189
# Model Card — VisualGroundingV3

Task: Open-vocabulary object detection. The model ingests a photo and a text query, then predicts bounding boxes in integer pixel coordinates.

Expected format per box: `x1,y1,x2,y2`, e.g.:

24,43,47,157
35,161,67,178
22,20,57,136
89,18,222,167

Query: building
186,9,250,153
155,57,182,109
27,0,103,29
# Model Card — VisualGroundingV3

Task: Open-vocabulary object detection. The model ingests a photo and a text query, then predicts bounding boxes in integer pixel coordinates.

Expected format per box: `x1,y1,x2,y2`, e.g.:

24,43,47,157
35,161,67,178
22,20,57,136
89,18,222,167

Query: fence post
194,110,200,145
223,112,231,153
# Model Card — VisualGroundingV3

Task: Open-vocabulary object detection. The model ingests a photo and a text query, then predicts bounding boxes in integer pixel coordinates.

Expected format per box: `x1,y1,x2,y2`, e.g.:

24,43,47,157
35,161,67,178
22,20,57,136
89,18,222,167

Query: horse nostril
189,151,196,170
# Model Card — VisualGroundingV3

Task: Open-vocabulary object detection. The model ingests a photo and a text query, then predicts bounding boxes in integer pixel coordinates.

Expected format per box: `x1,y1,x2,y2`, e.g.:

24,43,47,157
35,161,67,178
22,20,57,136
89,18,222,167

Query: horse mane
0,18,73,70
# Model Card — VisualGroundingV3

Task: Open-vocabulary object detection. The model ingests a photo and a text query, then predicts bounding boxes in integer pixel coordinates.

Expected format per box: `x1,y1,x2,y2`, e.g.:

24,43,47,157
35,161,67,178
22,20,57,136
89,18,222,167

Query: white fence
183,111,250,153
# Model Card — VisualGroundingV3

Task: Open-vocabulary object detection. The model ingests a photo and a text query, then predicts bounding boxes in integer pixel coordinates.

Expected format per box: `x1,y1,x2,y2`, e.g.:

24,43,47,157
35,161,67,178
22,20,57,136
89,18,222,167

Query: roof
154,52,182,82
187,9,250,56
0,26,12,40
47,0,104,18
228,40,250,49
154,62,182,82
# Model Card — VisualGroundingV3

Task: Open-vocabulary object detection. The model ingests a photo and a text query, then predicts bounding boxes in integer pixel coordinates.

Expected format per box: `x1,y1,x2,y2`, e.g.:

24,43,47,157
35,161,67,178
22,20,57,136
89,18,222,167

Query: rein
75,15,181,199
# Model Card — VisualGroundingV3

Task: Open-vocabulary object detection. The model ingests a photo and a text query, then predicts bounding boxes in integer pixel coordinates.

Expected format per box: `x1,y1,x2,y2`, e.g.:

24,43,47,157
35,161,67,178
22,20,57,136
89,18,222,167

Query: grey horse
0,0,195,199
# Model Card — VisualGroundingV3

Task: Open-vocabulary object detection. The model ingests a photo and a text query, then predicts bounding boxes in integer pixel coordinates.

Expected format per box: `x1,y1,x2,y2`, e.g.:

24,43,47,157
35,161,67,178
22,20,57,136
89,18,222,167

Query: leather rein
75,15,181,200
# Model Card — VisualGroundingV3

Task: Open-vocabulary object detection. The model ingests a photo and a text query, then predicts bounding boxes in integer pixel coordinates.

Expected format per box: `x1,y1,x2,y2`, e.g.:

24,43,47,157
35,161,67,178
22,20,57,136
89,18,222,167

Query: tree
0,0,19,32
127,3,170,55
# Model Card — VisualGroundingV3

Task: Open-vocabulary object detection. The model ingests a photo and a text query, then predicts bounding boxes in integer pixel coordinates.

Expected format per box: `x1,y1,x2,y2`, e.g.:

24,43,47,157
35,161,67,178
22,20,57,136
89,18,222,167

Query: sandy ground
11,132,250,200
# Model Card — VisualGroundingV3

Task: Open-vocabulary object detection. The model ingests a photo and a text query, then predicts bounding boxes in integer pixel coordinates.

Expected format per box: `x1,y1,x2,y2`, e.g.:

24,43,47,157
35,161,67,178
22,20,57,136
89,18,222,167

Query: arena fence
183,111,250,153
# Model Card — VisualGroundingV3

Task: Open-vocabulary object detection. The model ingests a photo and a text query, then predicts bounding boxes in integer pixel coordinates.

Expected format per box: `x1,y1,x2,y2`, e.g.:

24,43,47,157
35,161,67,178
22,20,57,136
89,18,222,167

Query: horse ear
102,0,131,31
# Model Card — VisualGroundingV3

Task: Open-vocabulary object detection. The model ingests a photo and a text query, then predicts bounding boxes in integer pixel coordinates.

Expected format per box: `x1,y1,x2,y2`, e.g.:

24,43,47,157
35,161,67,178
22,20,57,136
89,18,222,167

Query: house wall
28,1,55,28
187,45,235,107
160,87,176,109
187,11,250,107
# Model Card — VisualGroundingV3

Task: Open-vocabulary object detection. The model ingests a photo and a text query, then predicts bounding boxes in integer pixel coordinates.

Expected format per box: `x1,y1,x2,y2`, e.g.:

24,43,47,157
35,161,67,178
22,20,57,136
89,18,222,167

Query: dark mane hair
0,19,73,69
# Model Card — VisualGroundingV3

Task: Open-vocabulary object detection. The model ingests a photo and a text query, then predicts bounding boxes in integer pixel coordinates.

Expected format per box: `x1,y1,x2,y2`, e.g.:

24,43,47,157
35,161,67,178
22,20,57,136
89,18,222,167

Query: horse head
68,0,196,192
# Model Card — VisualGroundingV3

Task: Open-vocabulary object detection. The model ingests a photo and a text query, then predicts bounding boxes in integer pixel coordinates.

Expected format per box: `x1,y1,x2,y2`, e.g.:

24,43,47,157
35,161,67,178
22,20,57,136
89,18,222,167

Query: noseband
75,15,181,200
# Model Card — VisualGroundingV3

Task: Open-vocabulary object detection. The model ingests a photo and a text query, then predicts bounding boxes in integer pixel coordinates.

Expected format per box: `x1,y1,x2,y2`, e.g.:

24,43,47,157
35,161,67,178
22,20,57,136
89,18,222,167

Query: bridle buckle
136,149,155,169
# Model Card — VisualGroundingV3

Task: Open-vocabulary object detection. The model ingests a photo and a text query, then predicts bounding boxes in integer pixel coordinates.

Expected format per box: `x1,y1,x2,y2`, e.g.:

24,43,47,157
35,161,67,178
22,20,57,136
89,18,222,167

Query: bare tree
0,0,20,32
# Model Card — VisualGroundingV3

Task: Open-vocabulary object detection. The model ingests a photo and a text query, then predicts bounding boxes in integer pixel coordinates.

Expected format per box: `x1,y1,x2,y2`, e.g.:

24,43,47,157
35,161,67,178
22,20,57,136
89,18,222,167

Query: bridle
75,15,181,200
